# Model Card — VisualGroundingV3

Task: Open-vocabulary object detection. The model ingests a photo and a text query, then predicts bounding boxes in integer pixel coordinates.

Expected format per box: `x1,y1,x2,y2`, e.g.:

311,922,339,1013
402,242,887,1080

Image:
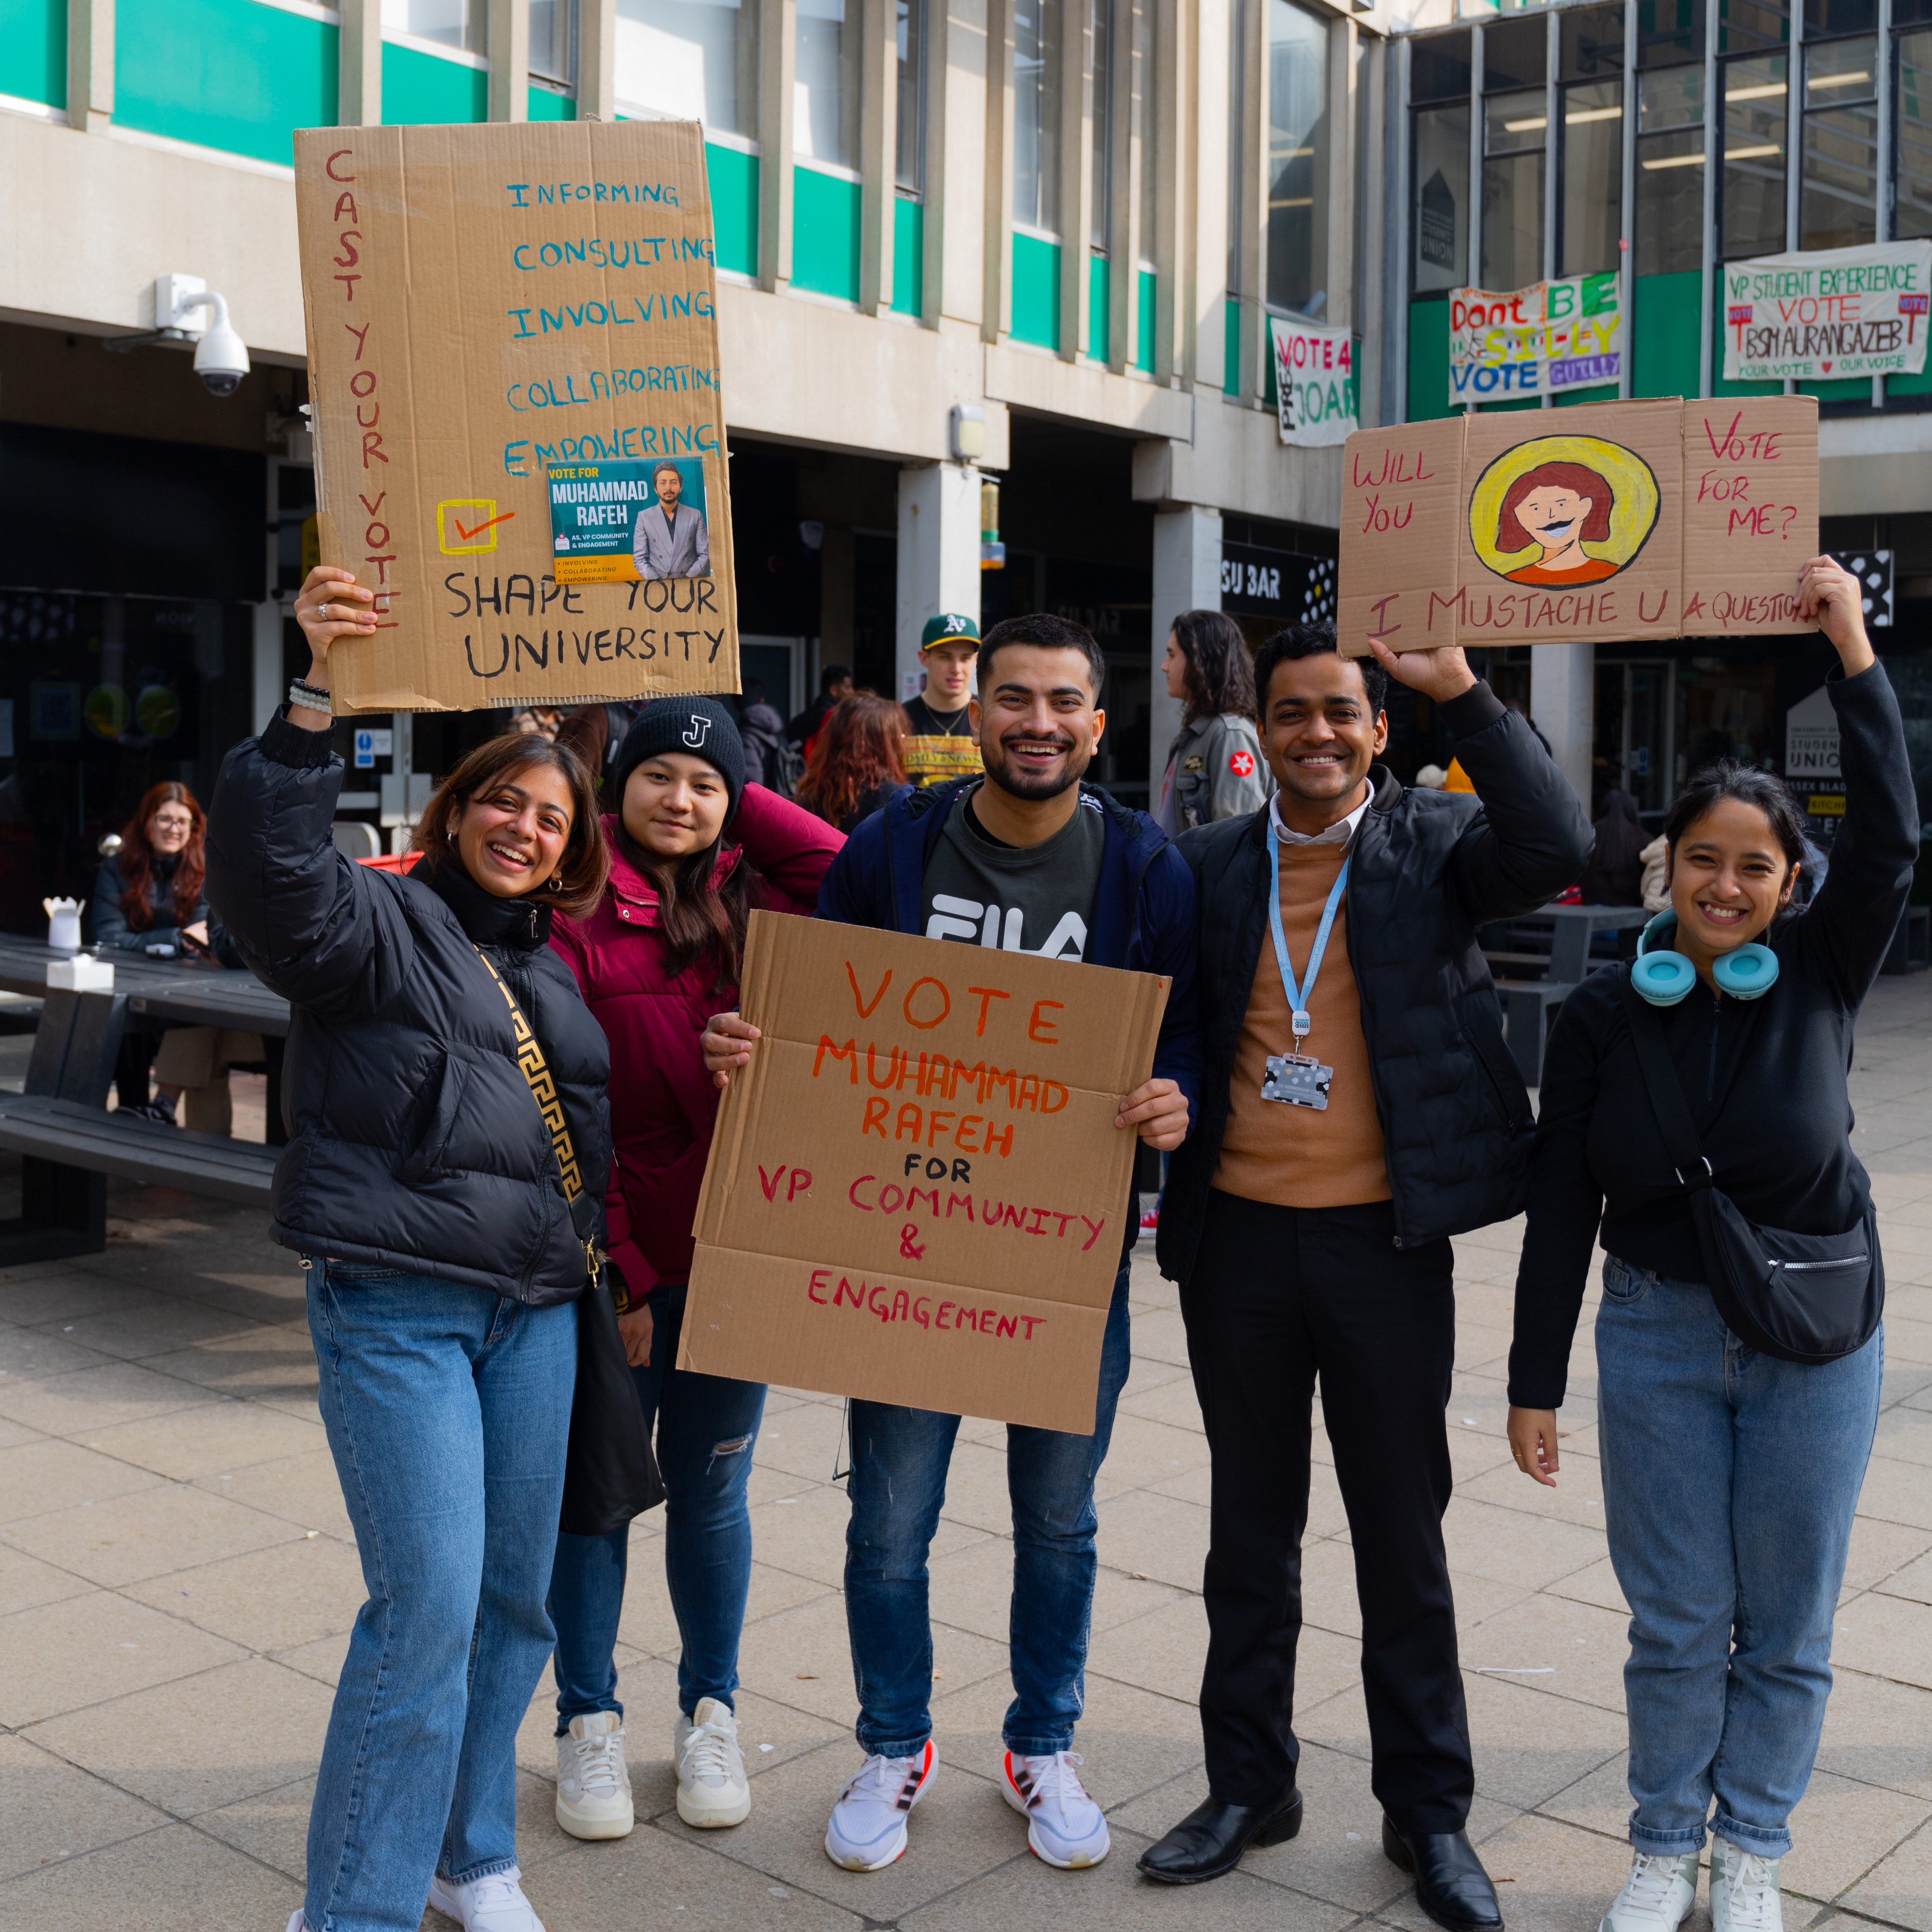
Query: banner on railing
1269,318,1358,447
1448,273,1624,407
1721,240,1932,383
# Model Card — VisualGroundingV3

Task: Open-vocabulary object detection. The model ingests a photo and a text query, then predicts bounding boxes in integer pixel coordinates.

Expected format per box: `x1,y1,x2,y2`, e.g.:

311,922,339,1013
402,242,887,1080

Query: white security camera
174,289,251,396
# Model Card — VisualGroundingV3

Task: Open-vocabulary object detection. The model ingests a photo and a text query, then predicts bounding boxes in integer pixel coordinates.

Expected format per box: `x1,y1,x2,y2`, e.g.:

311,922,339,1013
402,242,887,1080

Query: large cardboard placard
1338,398,1817,654
293,120,736,714
679,912,1170,1434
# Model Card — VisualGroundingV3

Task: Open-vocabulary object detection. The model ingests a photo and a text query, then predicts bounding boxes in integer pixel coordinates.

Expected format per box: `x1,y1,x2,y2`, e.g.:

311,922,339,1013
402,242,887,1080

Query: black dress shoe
1137,1791,1303,1885
1382,1817,1504,1931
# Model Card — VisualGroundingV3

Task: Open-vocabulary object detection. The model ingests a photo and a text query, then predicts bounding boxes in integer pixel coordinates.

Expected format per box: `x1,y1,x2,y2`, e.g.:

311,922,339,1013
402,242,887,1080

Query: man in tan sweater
1138,622,1591,1923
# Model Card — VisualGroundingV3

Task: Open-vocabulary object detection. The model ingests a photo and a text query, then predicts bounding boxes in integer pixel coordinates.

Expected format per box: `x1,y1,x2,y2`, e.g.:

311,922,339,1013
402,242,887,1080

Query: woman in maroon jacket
546,697,842,1845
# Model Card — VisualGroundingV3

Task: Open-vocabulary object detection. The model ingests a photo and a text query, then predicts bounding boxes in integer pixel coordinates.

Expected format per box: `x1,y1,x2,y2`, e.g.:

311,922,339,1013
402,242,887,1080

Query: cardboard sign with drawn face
1342,398,1814,656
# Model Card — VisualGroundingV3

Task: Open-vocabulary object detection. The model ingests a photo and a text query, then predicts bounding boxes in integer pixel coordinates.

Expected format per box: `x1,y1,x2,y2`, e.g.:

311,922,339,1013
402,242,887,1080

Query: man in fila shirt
1138,623,1590,1925
701,613,1200,1876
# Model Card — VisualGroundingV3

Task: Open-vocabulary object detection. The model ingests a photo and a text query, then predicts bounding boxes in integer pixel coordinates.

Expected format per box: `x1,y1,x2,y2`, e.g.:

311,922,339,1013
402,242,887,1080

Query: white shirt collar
1269,792,1371,849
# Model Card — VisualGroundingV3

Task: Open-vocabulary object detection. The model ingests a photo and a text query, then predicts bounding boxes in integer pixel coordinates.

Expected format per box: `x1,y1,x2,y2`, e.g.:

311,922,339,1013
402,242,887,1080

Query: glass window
1412,102,1470,293
1801,35,1877,248
1483,87,1547,290
1806,0,1875,32
797,0,859,166
1636,64,1705,273
1267,0,1329,316
1639,0,1704,66
615,0,758,131
1410,29,1469,104
1016,0,1063,231
897,0,926,190
530,0,575,80
1898,26,1932,237
1561,3,1624,81
1090,0,1113,247
1561,78,1623,275
382,0,484,52
1485,15,1547,92
1721,0,1788,54
1720,52,1788,256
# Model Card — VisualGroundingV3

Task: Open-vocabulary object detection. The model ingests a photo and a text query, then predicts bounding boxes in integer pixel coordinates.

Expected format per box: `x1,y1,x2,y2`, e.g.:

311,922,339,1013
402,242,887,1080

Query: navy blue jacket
817,777,1203,1246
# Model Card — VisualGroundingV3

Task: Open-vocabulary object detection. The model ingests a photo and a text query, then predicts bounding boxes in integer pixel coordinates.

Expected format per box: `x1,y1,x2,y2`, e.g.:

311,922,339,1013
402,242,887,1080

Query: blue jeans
303,1261,576,1932
844,1263,1133,1759
548,1283,766,1728
1596,1256,1883,1858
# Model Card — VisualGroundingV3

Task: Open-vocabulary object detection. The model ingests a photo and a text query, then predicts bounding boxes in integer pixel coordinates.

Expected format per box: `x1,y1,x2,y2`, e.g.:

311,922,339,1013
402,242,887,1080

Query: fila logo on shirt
1229,749,1256,778
925,896,1089,961
683,713,712,749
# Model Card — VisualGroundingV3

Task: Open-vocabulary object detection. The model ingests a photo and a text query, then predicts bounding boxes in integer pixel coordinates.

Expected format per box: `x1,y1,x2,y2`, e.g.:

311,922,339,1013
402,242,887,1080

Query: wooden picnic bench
0,941,290,1263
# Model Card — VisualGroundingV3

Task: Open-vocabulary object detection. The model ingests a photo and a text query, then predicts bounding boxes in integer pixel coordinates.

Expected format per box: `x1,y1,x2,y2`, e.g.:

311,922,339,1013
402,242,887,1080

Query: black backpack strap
1617,971,1715,1194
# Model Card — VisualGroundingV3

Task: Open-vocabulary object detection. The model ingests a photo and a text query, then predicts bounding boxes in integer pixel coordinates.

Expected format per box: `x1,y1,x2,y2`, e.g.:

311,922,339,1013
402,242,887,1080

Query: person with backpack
738,679,801,796
209,565,618,1932
703,613,1200,1875
1508,557,1914,1932
545,698,843,1843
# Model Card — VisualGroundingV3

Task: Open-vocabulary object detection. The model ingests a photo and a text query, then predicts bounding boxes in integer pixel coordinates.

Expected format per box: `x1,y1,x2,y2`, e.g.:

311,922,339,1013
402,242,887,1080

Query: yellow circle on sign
1468,434,1660,586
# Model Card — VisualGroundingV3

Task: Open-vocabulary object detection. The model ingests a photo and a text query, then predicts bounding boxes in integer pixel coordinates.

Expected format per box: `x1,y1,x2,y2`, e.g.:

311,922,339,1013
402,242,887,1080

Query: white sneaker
285,1913,306,1932
426,1866,546,1932
555,1710,634,1840
1712,1837,1784,1932
675,1696,751,1827
1600,1850,1700,1932
1000,1749,1110,1868
823,1740,938,1870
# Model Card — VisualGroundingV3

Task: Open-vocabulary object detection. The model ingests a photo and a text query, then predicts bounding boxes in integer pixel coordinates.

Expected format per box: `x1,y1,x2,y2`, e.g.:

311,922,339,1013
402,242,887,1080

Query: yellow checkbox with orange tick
437,499,516,555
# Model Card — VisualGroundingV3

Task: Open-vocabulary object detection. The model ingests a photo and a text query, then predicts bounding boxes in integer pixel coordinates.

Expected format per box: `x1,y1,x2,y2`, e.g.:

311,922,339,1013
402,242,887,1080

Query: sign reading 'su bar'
293,119,738,714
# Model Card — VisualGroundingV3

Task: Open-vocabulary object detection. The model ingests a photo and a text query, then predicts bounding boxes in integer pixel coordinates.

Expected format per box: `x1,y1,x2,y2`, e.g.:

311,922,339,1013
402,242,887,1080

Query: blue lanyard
1267,827,1350,1044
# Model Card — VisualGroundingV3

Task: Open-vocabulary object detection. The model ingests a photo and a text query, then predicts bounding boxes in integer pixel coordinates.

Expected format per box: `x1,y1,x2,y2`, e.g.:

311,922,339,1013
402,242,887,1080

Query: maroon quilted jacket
550,786,843,1295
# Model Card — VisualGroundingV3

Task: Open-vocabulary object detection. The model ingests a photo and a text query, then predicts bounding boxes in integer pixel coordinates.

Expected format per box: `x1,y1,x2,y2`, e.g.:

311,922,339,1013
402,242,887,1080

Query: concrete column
759,0,797,290
895,462,983,703
66,0,114,134
1531,641,1594,808
488,0,530,120
338,0,382,125
578,0,619,119
858,0,898,314
1149,504,1222,791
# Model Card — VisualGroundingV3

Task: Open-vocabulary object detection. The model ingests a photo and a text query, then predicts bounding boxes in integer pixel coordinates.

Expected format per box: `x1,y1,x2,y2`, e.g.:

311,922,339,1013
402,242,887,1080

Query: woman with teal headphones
1506,556,1918,1932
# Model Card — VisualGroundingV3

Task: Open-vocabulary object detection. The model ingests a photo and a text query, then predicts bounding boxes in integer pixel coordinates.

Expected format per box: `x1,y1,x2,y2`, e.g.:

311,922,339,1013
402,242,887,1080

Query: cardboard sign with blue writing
293,120,737,713
679,911,1170,1433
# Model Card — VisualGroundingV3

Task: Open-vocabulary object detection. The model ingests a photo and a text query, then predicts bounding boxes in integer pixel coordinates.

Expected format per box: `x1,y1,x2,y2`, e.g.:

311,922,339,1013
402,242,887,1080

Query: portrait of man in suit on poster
632,458,712,581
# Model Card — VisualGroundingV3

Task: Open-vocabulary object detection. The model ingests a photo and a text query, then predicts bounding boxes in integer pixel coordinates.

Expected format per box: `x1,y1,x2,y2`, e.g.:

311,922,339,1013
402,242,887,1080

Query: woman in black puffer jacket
207,565,617,1932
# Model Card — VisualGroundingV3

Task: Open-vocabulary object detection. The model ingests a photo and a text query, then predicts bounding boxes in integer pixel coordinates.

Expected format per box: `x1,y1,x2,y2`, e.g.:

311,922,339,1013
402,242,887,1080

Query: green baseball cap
920,612,980,652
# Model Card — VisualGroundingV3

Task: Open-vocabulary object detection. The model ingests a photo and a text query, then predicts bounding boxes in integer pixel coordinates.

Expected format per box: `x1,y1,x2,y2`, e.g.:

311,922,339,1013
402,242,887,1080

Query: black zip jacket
205,712,613,1304
1510,662,1918,1408
1157,681,1594,1281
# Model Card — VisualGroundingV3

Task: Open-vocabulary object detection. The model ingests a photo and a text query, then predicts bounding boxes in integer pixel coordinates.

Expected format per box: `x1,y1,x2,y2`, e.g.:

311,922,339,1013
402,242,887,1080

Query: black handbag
1619,973,1883,1365
560,1222,666,1537
473,946,665,1535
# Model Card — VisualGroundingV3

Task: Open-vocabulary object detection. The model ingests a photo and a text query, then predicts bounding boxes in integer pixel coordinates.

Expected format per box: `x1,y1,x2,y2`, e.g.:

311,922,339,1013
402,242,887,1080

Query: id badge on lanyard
1261,830,1349,1113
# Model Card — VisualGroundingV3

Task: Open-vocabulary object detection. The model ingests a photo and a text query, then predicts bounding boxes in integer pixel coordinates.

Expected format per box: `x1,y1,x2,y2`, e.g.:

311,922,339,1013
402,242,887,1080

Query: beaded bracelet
288,679,332,712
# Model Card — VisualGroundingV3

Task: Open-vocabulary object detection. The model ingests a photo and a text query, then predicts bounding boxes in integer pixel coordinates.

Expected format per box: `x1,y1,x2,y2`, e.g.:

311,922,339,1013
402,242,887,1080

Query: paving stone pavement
4,980,1932,1932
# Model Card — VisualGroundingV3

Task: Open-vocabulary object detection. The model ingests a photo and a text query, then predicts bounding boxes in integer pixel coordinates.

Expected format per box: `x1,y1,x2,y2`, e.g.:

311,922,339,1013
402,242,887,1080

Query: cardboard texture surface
293,121,736,714
1338,399,1818,655
679,911,1170,1434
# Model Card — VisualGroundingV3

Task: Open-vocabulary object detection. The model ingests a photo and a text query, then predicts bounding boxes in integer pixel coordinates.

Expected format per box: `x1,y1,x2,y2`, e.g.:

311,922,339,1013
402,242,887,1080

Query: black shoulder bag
1618,973,1883,1365
476,948,665,1534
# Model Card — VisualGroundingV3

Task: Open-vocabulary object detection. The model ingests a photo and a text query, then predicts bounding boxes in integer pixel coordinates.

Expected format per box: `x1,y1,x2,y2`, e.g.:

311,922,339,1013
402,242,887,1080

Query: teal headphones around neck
1631,910,1779,1006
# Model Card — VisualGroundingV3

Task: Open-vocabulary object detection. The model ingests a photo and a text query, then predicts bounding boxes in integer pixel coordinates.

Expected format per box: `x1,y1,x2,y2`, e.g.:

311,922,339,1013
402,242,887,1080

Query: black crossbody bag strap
1617,974,1715,1196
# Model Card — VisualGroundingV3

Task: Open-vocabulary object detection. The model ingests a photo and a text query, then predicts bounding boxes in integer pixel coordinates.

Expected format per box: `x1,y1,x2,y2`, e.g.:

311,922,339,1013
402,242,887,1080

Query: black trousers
1178,1189,1474,1832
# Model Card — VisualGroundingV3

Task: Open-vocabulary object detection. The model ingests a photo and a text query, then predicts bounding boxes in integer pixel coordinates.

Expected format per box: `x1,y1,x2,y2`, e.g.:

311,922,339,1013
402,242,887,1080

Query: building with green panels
1376,0,1932,841
0,0,1396,916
